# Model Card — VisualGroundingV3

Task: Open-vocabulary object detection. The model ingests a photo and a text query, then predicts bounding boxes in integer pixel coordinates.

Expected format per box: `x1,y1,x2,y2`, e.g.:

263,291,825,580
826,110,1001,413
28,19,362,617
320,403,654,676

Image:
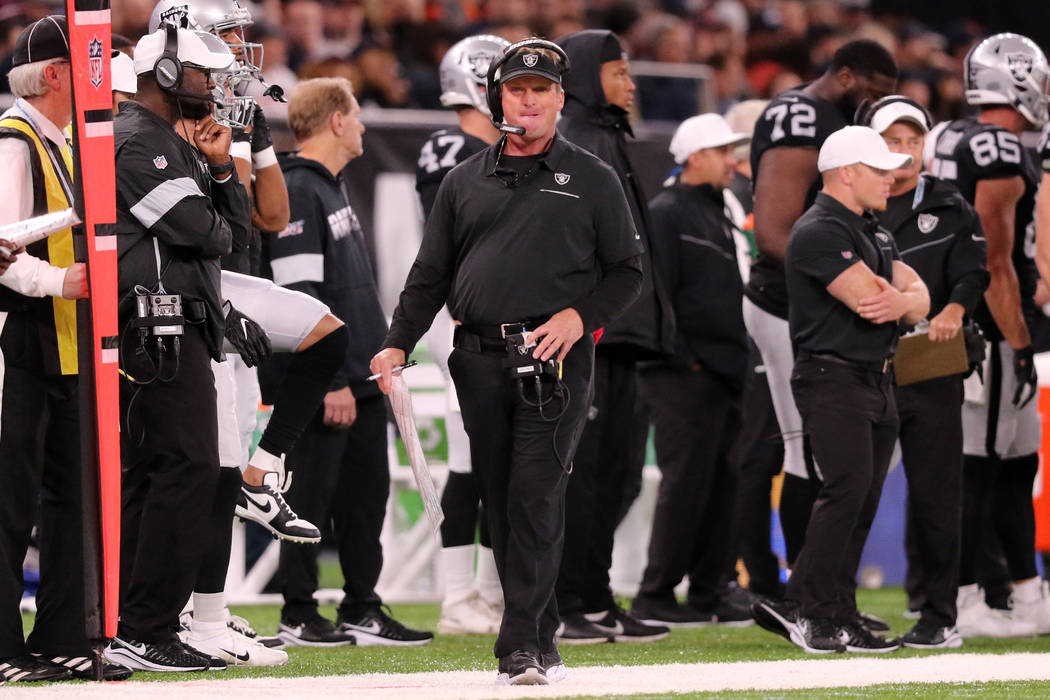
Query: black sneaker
540,649,566,683
497,649,547,686
277,617,356,647
0,654,73,682
898,621,963,649
585,604,669,642
711,597,757,627
858,611,890,632
838,621,899,653
235,474,322,544
36,654,133,681
103,636,211,672
630,598,713,628
751,598,799,641
790,616,846,654
556,612,613,644
336,607,433,646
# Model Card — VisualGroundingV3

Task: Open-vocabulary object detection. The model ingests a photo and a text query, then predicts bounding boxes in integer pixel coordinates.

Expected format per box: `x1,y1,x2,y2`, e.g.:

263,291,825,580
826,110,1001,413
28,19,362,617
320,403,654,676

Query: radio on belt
135,291,184,336
503,330,560,379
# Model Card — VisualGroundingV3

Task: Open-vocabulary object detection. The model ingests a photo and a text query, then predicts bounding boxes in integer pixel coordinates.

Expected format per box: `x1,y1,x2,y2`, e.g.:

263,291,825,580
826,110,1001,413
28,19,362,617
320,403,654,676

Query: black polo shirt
786,192,901,364
385,133,644,353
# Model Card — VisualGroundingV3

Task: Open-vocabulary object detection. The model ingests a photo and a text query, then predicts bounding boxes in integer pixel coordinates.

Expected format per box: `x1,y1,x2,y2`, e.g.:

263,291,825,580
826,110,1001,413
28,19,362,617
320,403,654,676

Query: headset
854,94,933,131
485,38,570,135
154,23,184,92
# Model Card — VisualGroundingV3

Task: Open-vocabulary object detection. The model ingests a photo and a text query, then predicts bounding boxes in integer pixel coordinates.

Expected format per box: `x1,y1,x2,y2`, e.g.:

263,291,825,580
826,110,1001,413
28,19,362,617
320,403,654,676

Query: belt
798,351,893,374
454,319,546,354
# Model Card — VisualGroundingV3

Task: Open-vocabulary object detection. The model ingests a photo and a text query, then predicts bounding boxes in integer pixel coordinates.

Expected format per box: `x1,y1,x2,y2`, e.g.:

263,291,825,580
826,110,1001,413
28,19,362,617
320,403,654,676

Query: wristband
208,158,236,178
252,145,278,170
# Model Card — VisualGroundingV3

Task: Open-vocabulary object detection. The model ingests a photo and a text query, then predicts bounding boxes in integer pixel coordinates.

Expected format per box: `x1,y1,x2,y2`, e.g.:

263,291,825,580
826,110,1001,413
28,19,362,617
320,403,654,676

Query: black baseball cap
12,15,69,68
499,48,562,85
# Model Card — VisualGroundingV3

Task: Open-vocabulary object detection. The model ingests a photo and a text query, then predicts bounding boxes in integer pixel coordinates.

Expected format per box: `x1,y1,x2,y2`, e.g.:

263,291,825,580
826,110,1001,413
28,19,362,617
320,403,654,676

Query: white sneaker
236,472,321,544
437,591,501,635
185,621,289,667
1010,580,1050,635
957,584,1036,638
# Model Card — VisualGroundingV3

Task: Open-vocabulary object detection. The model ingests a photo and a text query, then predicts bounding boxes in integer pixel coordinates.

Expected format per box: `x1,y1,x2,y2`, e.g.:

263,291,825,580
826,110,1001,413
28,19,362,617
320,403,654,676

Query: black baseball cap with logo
499,49,563,85
12,15,70,68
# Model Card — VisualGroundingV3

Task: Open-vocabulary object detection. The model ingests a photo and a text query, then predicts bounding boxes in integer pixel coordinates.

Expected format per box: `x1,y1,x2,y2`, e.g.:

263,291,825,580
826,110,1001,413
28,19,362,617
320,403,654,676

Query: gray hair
8,59,62,98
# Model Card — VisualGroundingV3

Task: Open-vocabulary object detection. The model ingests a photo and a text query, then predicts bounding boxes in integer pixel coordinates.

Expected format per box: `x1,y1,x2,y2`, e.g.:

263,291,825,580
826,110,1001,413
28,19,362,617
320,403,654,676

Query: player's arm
1036,171,1050,284
752,147,819,261
976,175,1030,349
233,106,290,233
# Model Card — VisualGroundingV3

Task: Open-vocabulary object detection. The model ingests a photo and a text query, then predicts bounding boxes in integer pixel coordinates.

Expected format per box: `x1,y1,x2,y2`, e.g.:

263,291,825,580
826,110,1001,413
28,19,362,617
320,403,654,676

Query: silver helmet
964,32,1050,128
439,34,509,116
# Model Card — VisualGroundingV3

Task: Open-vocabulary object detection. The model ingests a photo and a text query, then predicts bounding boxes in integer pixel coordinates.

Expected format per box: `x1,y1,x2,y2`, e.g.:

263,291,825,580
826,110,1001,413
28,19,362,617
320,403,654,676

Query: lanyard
13,98,74,203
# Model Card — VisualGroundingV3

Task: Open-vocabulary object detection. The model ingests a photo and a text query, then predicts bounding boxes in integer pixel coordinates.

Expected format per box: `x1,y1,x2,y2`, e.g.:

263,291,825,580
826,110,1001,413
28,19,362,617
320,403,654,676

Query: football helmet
964,32,1050,128
439,34,510,116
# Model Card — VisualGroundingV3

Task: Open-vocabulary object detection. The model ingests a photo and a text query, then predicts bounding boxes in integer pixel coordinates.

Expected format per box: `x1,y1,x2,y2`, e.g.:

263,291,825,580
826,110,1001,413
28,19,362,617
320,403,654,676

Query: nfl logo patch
89,36,104,89
153,155,168,170
841,251,853,260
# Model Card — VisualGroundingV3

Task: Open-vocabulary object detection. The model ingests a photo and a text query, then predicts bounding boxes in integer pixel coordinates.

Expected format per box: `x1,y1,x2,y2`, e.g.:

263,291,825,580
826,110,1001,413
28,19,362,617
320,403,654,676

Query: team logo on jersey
153,155,168,170
278,219,304,239
841,251,853,260
875,232,890,243
554,173,570,185
89,37,104,89
523,53,539,67
1008,53,1034,83
917,213,939,233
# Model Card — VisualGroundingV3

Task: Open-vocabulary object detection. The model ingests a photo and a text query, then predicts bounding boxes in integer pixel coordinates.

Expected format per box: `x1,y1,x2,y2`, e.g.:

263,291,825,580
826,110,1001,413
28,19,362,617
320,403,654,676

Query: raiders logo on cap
523,53,539,67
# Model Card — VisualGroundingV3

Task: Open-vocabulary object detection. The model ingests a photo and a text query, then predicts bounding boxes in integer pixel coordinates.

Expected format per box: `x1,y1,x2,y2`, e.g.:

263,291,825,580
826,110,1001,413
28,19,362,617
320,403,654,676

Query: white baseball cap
112,51,137,94
133,27,235,76
669,113,750,164
818,125,913,173
869,100,929,134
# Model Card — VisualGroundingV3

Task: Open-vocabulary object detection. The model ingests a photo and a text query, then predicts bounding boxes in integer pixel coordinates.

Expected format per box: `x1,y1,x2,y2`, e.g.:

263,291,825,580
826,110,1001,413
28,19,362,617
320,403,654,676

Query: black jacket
115,101,251,359
265,153,388,399
879,175,989,320
556,29,674,361
647,182,747,392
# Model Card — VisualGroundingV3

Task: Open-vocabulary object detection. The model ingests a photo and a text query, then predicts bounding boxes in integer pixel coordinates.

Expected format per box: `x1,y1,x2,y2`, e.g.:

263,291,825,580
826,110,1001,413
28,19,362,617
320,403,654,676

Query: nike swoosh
244,491,274,514
608,621,624,636
220,648,250,662
119,640,147,655
241,317,250,338
349,620,382,634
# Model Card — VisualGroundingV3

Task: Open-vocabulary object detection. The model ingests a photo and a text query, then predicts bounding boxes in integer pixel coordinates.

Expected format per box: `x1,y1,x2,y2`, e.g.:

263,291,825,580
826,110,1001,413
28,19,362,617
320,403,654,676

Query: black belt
454,319,546,354
798,351,893,374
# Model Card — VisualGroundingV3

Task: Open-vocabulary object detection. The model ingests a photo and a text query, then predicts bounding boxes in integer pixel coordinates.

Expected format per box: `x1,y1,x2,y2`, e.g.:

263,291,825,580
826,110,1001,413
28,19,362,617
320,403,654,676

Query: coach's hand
1013,345,1038,408
928,302,964,342
532,308,584,363
370,347,407,395
324,386,357,428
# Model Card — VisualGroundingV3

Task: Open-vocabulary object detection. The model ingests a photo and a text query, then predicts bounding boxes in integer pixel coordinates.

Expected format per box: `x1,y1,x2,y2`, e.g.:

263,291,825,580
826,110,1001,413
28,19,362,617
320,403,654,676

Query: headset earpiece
485,38,570,129
154,23,183,93
855,95,933,130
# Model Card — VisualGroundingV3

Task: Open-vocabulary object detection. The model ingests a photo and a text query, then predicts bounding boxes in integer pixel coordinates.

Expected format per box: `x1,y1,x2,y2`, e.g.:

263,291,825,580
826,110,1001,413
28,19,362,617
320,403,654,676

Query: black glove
224,301,272,368
1012,345,1037,408
251,104,273,154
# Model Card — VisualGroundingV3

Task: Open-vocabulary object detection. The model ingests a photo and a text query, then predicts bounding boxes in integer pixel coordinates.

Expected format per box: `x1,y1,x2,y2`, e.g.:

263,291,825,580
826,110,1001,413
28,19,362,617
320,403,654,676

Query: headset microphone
498,122,526,136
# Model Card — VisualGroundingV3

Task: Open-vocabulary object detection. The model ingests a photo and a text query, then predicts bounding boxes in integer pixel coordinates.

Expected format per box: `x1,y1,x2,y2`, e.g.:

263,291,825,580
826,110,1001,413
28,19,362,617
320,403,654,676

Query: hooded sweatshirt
556,29,674,361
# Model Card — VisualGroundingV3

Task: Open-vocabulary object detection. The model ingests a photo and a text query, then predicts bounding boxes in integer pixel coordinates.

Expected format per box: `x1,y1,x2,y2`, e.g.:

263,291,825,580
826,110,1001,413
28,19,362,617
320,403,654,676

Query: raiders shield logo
554,173,570,185
917,213,939,233
89,37,104,89
875,231,890,243
1008,53,1034,83
523,53,539,68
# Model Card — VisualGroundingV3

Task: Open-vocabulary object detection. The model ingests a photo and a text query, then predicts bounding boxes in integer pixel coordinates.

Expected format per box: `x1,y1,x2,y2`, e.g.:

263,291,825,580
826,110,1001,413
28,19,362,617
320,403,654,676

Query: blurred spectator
244,23,299,122
351,37,413,108
633,13,697,122
284,0,326,73
323,0,366,57
398,21,457,109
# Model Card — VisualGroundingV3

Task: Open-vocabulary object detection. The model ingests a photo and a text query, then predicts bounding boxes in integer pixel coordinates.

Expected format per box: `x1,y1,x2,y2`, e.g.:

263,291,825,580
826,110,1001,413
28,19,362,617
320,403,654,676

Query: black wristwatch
208,158,235,178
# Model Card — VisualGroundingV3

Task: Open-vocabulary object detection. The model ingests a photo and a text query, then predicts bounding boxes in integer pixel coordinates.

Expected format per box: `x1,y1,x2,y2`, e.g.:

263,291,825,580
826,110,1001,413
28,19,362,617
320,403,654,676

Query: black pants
895,375,963,627
787,359,897,621
557,351,644,616
450,337,593,659
119,327,219,642
279,393,389,622
728,345,785,598
636,365,740,610
0,368,87,659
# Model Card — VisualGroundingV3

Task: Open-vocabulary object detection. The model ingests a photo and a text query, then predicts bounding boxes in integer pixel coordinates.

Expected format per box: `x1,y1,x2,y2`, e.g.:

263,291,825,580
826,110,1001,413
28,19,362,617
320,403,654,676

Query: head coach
755,126,929,654
371,39,643,684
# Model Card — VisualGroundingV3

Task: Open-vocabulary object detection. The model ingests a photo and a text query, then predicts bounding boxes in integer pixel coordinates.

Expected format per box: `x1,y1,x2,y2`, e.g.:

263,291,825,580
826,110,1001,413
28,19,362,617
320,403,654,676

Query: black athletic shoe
711,597,757,627
751,598,799,641
278,617,356,647
235,476,322,544
838,621,899,653
858,611,890,632
585,604,669,642
898,621,963,649
540,649,566,683
36,654,133,681
336,607,433,646
790,616,846,654
497,649,547,685
631,598,712,628
556,612,613,644
103,636,211,672
0,654,73,682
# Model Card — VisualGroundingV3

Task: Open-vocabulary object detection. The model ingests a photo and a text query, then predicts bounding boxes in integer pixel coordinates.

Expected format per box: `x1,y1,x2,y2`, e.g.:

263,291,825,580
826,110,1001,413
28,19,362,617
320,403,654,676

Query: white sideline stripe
5,653,1050,698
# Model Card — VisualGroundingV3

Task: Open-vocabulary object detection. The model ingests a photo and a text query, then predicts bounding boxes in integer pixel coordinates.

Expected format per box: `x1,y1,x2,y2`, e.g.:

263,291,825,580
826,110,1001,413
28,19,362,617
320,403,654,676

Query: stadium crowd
2,0,1050,687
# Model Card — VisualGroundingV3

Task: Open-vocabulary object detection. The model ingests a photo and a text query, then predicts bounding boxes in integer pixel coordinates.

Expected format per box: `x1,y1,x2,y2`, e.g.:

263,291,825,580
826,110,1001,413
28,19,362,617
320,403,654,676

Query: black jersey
930,117,1039,340
1039,121,1050,173
745,88,850,318
415,127,489,220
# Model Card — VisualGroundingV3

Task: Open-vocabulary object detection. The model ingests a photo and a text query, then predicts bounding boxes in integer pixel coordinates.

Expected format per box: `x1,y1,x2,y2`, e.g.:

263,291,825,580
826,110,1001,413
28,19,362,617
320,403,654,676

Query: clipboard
893,329,969,386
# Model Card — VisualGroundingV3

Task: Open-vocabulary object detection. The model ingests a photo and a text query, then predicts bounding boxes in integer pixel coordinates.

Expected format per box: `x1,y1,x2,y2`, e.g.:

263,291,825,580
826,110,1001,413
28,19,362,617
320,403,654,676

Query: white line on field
4,653,1050,698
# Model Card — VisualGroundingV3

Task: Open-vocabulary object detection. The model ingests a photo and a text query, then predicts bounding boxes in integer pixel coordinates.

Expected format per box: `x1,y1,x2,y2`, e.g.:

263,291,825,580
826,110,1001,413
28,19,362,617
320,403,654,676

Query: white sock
1013,578,1043,604
248,446,282,473
193,592,226,624
440,545,476,604
475,546,503,605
